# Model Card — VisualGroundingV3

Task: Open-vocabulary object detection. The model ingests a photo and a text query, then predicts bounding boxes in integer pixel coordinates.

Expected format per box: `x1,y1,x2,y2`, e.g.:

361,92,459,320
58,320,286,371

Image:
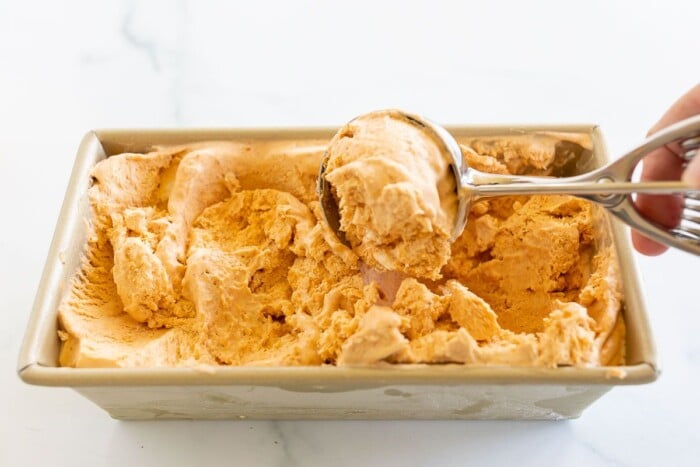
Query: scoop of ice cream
323,110,457,280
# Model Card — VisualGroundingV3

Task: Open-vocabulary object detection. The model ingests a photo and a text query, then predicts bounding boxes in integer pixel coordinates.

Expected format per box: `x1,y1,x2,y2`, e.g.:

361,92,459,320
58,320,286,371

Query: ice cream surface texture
57,128,624,368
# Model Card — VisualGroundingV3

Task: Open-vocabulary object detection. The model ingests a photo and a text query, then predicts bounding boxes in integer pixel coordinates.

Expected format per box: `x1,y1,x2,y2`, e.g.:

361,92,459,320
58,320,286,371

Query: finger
642,83,700,181
640,146,686,183
648,83,700,135
647,83,700,157
632,146,684,254
631,190,681,256
631,230,669,256
682,152,700,189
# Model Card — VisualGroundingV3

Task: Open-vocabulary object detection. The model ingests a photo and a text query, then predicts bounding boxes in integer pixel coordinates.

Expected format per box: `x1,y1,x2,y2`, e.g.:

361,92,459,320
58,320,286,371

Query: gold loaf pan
17,124,658,420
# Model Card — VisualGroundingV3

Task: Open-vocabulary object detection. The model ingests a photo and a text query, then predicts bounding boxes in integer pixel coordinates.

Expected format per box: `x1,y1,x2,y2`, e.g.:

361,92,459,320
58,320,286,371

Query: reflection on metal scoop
318,110,700,256
318,153,349,247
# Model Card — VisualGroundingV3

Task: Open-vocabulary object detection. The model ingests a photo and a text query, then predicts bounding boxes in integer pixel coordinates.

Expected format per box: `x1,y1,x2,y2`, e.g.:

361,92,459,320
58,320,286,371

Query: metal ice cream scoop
318,110,700,255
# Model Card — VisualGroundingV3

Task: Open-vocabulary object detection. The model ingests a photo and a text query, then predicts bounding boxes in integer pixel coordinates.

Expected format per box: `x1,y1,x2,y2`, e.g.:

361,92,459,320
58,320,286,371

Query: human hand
632,83,700,255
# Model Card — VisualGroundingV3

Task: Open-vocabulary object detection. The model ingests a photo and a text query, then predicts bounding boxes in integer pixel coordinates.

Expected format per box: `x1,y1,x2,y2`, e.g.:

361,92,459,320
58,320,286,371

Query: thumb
682,154,700,189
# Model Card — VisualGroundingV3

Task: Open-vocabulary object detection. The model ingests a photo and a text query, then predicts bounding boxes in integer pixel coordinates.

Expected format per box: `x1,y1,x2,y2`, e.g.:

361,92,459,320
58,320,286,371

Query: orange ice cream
323,110,457,280
57,127,624,369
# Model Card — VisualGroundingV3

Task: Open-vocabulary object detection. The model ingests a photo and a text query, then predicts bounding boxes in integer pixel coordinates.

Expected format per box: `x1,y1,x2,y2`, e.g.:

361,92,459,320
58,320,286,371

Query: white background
1,1,699,466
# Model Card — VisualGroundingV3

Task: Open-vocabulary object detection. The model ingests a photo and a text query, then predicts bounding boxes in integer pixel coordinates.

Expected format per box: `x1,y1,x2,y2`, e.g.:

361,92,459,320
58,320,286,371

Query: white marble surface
1,1,699,465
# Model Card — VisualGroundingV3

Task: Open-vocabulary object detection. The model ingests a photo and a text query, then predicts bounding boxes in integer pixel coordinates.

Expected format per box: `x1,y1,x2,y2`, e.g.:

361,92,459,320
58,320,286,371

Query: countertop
1,1,699,466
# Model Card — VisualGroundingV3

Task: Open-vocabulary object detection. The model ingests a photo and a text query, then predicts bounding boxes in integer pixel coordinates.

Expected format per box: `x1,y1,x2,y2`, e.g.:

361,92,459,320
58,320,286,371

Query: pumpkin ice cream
322,110,457,280
57,127,624,369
